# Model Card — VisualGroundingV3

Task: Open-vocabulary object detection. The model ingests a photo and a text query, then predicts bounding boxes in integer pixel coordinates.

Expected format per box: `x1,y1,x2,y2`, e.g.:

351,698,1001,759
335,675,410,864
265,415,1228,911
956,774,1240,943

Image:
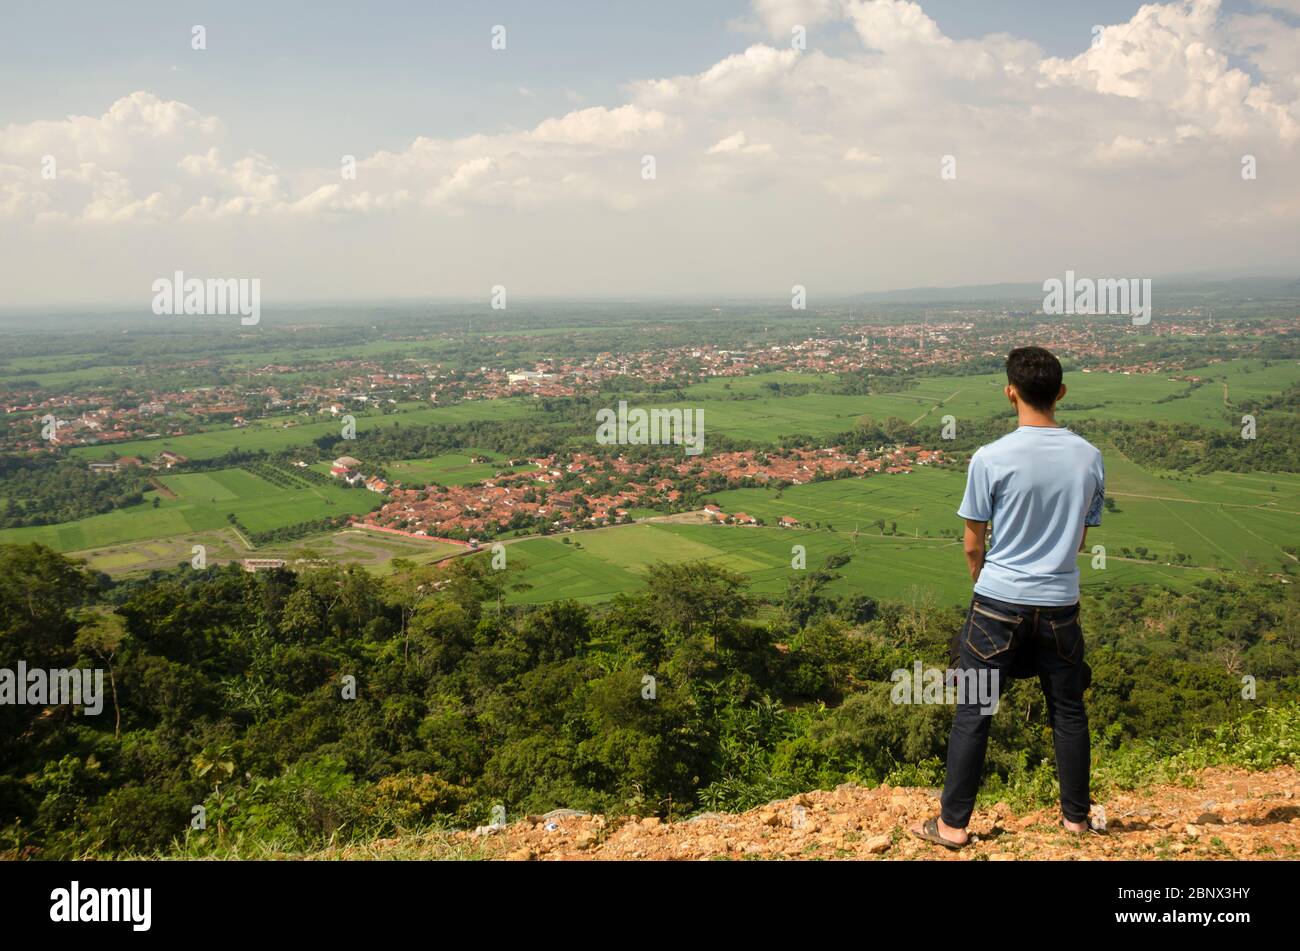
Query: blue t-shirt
957,426,1105,607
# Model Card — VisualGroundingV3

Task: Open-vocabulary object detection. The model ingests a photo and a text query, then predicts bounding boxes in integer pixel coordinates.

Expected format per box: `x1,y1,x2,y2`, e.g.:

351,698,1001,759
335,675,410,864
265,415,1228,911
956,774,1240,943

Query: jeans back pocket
1049,607,1084,664
965,601,1022,661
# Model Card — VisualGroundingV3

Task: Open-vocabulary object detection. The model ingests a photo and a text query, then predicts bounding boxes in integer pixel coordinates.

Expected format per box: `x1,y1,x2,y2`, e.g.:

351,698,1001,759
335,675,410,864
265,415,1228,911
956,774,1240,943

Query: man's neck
1017,410,1059,428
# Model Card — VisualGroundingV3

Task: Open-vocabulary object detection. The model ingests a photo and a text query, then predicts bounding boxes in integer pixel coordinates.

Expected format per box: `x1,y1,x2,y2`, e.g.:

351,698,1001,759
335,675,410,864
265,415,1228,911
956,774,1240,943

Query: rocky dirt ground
447,766,1299,861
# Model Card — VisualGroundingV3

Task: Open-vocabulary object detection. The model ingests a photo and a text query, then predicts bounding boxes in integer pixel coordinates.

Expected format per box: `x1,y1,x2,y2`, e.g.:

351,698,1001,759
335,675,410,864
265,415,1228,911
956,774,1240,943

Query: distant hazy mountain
846,274,1300,304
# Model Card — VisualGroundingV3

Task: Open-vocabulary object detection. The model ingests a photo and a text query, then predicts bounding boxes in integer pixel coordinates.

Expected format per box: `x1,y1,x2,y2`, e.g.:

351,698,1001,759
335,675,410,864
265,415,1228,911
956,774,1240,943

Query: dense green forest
1,541,1294,858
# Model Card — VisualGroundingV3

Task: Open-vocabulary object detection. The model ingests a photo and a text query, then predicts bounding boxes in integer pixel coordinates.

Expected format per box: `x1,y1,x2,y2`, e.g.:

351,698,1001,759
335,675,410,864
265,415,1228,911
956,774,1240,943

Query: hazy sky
1,0,1297,308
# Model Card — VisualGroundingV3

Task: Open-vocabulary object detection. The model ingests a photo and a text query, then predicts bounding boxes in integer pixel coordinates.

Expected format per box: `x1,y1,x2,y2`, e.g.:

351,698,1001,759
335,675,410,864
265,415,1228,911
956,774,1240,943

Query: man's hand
963,519,987,583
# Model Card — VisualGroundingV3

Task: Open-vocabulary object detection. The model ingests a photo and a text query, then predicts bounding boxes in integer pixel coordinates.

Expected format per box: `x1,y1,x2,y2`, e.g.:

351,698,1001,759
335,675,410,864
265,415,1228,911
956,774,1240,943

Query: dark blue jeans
940,593,1090,828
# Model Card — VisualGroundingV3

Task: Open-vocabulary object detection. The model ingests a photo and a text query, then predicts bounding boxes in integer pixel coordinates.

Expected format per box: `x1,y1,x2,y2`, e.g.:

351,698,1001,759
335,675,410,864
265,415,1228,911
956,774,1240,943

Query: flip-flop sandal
1059,818,1104,836
911,817,968,850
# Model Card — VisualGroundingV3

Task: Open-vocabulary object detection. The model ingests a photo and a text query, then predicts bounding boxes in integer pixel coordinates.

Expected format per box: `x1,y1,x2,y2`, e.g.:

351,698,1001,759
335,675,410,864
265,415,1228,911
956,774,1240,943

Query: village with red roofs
344,444,946,542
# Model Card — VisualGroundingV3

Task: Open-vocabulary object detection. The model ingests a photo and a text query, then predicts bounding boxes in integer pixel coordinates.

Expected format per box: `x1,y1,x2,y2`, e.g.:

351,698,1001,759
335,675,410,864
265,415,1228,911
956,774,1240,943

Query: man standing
912,346,1105,849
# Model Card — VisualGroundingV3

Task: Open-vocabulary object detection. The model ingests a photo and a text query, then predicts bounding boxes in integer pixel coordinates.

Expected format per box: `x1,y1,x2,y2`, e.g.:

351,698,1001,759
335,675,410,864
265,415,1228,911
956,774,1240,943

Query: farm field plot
809,531,1202,604
1095,484,1300,572
885,375,1008,426
1163,360,1300,428
671,358,1300,446
1102,443,1300,509
76,531,248,575
222,338,451,368
312,529,465,573
159,468,378,535
73,526,465,577
673,375,1011,442
0,363,142,389
387,452,529,487
70,398,538,461
665,392,881,442
0,348,149,387
1191,470,1300,508
1099,445,1196,499
710,467,965,535
499,520,1218,608
503,522,830,606
915,360,1299,431
681,372,842,397
1,352,110,371
0,466,379,551
1064,359,1300,428
0,503,195,552
710,462,1300,573
1205,359,1300,404
81,538,206,573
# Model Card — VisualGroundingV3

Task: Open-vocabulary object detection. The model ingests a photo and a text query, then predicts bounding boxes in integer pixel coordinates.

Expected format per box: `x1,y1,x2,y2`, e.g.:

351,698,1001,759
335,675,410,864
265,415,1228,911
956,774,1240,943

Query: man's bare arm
963,519,987,583
1079,526,1089,553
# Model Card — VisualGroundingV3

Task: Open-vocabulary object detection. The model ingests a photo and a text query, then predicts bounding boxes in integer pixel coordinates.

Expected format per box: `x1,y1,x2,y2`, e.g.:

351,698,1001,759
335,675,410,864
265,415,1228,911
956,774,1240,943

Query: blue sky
1,1,1183,163
0,0,1296,304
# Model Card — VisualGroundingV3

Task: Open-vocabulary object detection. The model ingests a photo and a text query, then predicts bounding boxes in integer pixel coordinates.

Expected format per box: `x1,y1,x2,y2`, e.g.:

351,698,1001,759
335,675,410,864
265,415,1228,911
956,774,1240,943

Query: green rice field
0,466,379,551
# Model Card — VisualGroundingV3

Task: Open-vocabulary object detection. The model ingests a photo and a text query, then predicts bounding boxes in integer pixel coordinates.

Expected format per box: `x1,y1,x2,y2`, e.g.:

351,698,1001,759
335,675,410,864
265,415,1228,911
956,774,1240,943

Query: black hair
1006,346,1062,412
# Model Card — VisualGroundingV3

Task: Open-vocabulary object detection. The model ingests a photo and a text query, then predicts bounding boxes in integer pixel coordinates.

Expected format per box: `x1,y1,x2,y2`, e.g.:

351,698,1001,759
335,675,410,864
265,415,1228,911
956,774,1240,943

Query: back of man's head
1006,346,1063,412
